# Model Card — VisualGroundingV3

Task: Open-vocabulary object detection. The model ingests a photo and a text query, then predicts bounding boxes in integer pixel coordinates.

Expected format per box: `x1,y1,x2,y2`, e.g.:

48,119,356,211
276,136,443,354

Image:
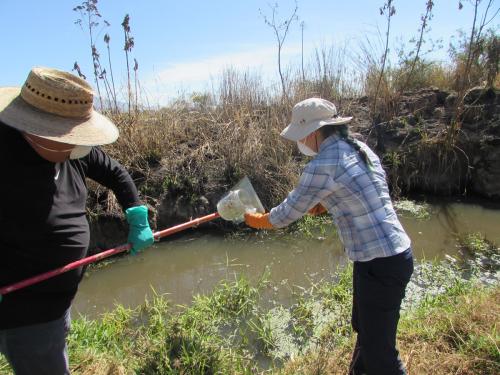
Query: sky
1,0,498,106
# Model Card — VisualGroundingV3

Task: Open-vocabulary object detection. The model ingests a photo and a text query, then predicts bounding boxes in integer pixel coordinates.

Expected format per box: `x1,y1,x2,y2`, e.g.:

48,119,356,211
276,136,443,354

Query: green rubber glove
125,205,155,255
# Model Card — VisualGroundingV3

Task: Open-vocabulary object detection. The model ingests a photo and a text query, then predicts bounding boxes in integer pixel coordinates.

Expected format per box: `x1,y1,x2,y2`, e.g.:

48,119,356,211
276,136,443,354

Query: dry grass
91,60,367,216
94,85,309,216
281,288,499,375
72,358,128,375
401,290,499,374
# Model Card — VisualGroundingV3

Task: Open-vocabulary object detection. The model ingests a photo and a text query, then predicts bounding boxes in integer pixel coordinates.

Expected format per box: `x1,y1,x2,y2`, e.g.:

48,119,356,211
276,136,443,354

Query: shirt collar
318,133,341,153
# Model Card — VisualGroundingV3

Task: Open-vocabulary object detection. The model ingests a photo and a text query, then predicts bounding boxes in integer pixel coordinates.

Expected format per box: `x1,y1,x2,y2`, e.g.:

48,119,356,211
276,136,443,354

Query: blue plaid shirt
269,134,411,262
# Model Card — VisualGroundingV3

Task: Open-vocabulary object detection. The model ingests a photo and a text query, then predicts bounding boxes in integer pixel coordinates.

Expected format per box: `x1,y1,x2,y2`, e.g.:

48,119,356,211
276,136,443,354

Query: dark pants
349,249,414,375
0,309,71,375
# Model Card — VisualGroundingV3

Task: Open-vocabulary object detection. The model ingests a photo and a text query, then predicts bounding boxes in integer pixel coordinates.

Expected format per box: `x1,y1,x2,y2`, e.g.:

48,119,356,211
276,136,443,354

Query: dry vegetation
88,13,498,214
282,288,500,375
103,85,301,210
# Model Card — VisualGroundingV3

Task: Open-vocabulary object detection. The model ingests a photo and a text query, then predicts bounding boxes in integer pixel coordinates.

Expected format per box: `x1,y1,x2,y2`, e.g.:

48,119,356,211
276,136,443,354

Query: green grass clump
138,276,262,374
285,214,336,239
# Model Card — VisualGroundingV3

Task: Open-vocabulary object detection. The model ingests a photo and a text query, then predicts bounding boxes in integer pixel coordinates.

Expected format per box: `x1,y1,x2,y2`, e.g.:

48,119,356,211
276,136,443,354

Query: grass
285,213,336,240
66,276,263,374
0,241,498,374
282,286,499,375
69,230,500,374
398,288,499,374
92,95,301,218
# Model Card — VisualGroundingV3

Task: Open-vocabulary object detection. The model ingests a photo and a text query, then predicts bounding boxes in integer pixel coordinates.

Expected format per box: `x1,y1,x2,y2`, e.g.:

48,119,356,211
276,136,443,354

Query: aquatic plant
286,214,335,240
394,199,431,220
458,232,500,279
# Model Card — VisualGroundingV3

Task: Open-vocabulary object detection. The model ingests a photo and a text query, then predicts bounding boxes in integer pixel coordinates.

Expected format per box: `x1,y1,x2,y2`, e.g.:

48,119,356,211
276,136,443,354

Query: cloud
142,44,302,105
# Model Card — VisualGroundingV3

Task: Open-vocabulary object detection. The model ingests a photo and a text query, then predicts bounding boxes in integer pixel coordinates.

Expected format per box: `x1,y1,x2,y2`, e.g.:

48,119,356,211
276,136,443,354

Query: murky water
73,200,500,318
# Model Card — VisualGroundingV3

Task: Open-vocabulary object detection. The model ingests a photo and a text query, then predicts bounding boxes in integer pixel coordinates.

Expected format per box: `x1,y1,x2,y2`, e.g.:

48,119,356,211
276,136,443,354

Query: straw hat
0,67,118,146
281,98,352,141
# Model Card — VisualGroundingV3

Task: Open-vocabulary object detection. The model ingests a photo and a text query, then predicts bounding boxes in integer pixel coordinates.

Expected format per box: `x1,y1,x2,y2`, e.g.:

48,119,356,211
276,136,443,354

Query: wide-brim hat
0,67,118,146
281,97,353,141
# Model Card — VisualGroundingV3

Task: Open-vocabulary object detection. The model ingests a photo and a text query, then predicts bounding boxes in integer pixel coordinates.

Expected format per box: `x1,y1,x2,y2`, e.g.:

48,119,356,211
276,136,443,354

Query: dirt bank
88,87,500,251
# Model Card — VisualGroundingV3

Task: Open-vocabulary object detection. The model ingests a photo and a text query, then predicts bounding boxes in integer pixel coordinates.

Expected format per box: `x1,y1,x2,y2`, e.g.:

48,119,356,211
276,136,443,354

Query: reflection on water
400,200,500,259
73,201,500,318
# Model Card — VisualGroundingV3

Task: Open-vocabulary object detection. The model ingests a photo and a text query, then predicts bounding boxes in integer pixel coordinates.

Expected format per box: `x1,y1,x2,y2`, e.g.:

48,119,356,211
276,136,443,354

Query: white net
217,189,257,223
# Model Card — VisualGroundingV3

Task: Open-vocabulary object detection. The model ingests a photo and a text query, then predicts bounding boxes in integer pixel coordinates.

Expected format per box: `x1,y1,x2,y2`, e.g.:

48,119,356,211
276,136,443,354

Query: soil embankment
88,87,500,250
353,87,500,199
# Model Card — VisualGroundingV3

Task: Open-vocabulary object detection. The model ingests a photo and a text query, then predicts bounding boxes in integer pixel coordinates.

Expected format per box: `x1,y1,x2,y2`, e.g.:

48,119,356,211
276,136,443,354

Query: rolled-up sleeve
269,163,332,228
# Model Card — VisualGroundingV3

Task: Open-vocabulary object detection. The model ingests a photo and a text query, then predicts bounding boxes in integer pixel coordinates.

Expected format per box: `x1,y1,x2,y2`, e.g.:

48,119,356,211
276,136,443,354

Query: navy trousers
349,249,414,375
0,309,71,375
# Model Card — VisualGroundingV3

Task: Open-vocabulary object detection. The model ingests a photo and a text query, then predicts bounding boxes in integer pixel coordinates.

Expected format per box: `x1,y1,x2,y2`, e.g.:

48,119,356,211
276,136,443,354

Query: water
73,200,500,318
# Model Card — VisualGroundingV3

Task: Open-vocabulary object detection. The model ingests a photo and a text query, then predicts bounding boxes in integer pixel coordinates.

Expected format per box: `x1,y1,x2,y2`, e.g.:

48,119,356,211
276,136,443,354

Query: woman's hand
244,212,274,229
308,203,327,216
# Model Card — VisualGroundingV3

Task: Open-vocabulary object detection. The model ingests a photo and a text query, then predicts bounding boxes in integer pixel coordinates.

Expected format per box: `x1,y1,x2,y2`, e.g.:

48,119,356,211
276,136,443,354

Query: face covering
24,134,92,159
297,140,317,156
69,145,92,159
24,134,73,153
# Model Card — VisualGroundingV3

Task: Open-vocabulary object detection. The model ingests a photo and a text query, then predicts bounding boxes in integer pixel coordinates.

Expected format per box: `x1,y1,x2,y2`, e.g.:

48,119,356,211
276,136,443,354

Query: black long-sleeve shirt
0,123,141,329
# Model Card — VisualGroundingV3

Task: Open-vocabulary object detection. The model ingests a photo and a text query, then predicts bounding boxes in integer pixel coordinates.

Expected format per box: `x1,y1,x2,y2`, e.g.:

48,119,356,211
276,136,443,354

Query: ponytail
319,125,375,172
343,135,375,172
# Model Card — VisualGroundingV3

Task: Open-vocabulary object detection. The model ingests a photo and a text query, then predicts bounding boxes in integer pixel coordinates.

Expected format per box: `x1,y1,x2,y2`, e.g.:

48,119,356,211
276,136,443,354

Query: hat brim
280,116,353,141
0,87,118,146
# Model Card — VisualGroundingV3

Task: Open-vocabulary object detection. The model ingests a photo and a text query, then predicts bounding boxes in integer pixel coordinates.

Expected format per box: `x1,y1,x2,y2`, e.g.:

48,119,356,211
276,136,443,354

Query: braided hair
319,125,375,172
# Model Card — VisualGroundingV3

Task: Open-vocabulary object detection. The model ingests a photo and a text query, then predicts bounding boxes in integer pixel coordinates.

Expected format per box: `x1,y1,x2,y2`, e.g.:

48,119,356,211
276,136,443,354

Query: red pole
0,212,220,297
